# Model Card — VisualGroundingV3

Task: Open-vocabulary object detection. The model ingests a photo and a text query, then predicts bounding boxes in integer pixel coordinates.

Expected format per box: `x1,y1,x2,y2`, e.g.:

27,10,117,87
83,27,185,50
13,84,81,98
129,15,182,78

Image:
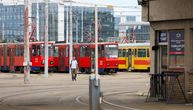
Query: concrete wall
141,0,193,101
150,19,193,101
142,0,193,21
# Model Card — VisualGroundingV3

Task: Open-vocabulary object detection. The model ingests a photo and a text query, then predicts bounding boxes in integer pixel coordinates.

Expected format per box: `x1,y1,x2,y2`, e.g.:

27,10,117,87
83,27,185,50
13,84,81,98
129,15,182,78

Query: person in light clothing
70,57,78,81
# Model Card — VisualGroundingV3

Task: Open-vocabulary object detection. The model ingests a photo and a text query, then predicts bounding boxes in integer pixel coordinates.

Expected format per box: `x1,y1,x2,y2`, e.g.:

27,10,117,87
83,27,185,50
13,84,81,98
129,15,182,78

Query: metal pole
95,5,98,76
89,7,101,110
23,0,30,84
36,0,39,41
76,18,78,43
44,0,48,77
81,7,83,42
69,0,73,74
66,4,69,43
2,23,4,42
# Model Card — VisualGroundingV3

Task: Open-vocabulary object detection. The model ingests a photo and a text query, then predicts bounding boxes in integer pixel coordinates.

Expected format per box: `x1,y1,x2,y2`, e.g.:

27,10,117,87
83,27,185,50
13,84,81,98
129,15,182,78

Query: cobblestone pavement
0,72,192,110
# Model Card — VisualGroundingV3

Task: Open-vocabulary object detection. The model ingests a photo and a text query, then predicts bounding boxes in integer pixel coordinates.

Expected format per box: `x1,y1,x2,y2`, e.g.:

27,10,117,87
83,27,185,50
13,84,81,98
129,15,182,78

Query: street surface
0,72,192,110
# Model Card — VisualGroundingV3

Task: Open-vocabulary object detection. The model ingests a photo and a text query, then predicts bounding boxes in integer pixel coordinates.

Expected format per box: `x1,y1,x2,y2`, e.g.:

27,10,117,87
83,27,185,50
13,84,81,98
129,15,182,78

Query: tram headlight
42,60,45,65
50,61,54,65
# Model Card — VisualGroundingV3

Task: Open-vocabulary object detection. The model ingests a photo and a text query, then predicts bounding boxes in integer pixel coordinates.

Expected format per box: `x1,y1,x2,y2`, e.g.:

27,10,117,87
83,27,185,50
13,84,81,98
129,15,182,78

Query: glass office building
0,3,114,43
32,3,59,41
64,6,114,42
0,3,24,42
126,24,150,43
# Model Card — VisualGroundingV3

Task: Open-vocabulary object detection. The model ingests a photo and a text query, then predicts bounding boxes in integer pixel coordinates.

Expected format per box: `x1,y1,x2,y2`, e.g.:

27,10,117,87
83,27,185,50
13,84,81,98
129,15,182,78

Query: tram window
40,45,45,56
135,49,137,56
98,46,101,57
105,45,118,58
80,46,84,57
85,46,90,57
98,46,105,58
147,49,150,57
118,49,122,57
128,49,132,56
138,49,146,57
48,46,53,56
123,49,127,57
21,46,24,56
101,46,105,57
54,47,59,57
37,45,41,56
0,47,1,56
32,45,36,56
7,48,10,56
66,47,69,57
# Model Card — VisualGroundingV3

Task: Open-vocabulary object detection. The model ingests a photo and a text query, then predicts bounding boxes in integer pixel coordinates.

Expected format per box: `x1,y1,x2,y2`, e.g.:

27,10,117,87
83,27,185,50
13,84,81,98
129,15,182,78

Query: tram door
3,45,8,70
10,47,15,72
158,45,168,73
128,49,132,70
59,47,65,71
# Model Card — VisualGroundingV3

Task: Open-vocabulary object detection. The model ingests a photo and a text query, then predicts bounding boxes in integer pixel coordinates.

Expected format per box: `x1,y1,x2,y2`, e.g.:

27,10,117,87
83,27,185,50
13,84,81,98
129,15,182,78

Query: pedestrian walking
70,57,78,81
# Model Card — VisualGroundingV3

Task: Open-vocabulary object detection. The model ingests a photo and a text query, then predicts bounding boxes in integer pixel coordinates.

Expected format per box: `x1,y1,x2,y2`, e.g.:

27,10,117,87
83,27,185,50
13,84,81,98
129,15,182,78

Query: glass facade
64,6,114,42
0,4,24,42
126,25,150,43
0,3,114,43
32,3,58,41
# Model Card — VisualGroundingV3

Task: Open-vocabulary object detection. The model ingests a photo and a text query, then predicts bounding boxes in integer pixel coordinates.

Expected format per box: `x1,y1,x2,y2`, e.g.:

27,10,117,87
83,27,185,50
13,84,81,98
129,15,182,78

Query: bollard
89,74,100,110
99,92,103,110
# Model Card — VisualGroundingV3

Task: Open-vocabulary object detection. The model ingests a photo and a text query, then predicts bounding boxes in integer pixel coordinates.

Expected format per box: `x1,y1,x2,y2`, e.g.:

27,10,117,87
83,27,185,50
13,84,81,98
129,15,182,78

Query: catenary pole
66,4,69,43
44,0,49,77
69,0,73,74
23,0,30,84
76,18,78,43
36,0,39,41
2,23,4,42
81,7,83,42
95,5,98,76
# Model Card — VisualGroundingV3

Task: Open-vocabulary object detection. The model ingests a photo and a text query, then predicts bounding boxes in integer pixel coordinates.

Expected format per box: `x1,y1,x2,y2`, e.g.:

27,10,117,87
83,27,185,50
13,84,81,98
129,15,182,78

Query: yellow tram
118,43,150,71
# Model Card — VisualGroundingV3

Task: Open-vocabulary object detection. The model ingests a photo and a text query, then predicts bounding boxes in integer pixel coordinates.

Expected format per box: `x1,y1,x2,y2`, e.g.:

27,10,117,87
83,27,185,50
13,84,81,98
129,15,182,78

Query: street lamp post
44,0,49,77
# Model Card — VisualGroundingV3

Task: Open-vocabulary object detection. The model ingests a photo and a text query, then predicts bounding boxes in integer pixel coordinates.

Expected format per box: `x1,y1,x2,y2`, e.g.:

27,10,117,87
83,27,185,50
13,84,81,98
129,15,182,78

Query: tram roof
118,43,150,47
0,41,55,45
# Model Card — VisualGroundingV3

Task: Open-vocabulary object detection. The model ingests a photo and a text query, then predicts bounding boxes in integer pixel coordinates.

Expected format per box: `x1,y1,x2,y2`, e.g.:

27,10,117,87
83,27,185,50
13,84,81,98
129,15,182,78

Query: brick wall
165,74,185,101
188,74,193,102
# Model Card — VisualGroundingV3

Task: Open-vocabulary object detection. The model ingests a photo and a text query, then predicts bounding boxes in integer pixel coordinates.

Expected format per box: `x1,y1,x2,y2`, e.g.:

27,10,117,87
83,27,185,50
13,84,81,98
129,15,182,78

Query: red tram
54,42,119,74
0,42,54,72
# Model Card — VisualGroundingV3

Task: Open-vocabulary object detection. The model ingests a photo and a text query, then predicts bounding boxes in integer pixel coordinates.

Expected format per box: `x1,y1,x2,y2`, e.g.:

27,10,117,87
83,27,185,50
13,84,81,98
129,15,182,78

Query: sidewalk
103,93,193,110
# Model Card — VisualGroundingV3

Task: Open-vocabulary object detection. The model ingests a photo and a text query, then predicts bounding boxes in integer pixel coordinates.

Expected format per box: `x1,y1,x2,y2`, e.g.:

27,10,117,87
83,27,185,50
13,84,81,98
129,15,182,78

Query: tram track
0,84,88,110
75,90,144,110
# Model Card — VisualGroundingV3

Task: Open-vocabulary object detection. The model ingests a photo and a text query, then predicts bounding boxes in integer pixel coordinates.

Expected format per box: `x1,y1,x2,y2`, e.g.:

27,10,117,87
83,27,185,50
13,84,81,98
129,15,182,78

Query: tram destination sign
169,31,184,54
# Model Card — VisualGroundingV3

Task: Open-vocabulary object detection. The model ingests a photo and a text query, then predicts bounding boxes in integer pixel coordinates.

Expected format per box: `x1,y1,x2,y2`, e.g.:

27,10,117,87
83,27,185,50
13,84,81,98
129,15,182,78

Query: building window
168,30,184,68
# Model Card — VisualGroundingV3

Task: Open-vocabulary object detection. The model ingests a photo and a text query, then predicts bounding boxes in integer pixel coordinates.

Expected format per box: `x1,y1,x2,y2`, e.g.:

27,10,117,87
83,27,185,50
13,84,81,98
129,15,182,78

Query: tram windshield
40,44,54,56
105,45,118,58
